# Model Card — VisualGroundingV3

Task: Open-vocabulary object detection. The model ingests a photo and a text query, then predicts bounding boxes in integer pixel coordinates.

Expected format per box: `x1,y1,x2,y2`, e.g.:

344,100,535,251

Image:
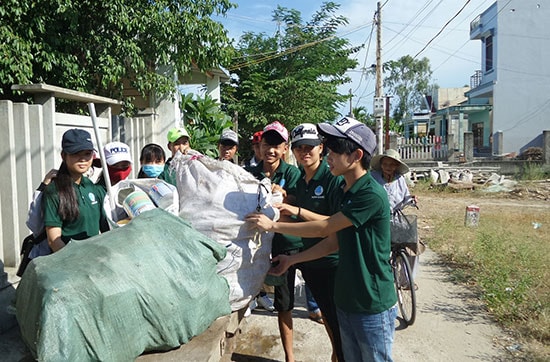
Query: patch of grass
516,163,550,181
420,192,550,359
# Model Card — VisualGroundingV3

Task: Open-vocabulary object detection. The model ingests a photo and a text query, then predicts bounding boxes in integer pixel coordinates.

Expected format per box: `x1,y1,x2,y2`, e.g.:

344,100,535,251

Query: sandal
308,312,324,324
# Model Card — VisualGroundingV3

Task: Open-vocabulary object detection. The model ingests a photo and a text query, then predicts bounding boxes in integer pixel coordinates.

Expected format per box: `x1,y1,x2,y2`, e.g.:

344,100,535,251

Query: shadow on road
229,353,280,362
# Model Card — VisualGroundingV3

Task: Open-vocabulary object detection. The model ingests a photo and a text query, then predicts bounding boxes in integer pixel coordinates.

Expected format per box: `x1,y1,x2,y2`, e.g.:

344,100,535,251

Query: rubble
407,168,550,201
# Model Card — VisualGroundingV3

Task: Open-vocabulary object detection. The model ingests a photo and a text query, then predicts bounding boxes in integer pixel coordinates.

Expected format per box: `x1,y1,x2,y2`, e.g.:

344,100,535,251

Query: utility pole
385,96,391,150
374,1,383,155
348,89,353,117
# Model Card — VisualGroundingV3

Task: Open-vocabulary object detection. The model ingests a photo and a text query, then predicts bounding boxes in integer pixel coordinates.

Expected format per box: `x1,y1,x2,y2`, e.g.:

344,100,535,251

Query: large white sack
170,153,278,311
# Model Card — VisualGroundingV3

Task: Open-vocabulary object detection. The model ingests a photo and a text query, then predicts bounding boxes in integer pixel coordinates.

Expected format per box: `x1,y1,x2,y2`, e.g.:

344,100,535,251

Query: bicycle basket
390,211,418,245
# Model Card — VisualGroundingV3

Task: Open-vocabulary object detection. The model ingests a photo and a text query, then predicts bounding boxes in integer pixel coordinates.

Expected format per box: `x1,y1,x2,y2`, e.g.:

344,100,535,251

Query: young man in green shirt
160,127,191,185
246,120,302,362
282,123,345,362
246,117,397,362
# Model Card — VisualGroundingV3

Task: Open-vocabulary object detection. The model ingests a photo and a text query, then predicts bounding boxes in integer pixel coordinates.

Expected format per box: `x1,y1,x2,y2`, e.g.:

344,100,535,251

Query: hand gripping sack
170,153,278,311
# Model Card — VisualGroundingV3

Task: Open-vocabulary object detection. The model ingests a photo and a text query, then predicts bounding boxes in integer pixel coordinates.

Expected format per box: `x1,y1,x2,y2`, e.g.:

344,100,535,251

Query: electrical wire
413,0,472,59
353,18,376,93
228,21,373,71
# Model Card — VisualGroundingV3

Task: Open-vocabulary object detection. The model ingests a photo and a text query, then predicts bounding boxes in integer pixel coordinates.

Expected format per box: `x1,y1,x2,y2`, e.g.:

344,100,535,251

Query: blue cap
62,129,94,154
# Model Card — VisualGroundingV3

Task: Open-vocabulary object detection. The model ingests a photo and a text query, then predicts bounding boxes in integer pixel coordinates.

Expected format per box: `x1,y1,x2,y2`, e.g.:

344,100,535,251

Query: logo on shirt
88,193,98,205
314,185,324,196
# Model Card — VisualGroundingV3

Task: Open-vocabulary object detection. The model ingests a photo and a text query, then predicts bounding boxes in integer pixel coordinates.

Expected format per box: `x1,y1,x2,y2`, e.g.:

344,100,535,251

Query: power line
413,0,471,59
353,17,376,94
228,21,373,71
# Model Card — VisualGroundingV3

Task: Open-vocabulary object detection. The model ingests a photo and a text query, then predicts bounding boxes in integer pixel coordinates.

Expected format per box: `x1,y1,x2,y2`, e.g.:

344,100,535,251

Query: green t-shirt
248,159,302,255
331,172,396,314
159,158,176,186
43,177,107,243
297,159,341,269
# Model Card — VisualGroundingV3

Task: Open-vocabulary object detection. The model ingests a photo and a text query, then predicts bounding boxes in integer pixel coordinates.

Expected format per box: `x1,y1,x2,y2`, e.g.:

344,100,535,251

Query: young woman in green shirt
42,129,108,252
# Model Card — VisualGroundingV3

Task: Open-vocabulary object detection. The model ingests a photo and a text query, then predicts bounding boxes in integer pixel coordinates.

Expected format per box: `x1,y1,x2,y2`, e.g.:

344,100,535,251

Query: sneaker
244,298,257,317
256,294,275,312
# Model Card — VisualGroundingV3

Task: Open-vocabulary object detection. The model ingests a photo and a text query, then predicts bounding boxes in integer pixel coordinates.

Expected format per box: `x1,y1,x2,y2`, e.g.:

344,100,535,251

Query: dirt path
229,247,511,362
4,193,545,361
229,193,550,361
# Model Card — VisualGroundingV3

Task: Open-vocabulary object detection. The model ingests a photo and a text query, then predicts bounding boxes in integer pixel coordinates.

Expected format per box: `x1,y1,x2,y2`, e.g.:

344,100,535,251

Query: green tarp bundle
16,208,230,361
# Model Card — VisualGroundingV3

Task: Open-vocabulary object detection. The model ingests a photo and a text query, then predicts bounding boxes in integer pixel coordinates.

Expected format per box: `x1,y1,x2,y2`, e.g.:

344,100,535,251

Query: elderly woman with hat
370,149,416,211
371,149,420,282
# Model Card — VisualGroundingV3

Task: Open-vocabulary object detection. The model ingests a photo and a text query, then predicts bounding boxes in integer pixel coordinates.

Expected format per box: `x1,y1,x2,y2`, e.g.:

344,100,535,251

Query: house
467,1,550,155
402,88,483,154
432,86,493,155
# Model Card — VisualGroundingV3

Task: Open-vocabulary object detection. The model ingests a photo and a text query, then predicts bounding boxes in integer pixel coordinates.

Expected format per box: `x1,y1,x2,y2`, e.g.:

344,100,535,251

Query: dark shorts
273,249,300,312
299,264,344,362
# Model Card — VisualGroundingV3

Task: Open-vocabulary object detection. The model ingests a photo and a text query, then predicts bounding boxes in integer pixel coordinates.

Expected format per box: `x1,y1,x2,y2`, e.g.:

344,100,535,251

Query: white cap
291,123,321,148
104,142,132,166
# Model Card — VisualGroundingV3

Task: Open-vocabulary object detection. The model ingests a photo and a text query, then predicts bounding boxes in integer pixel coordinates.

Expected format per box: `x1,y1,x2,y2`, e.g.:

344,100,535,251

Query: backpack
16,231,47,277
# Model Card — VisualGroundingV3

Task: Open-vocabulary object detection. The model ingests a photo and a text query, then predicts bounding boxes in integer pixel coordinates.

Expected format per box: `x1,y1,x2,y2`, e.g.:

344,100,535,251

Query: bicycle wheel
393,249,416,325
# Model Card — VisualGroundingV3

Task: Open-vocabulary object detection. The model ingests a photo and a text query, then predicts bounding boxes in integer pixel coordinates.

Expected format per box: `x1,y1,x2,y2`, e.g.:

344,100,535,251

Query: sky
191,0,499,114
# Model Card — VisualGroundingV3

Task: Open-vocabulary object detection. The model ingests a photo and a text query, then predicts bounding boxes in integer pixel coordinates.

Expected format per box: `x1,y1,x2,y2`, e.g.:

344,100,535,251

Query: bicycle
390,196,419,326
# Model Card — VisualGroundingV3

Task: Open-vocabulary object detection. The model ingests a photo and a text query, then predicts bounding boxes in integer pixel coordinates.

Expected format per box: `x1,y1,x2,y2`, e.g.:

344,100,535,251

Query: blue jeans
337,305,397,362
305,284,319,313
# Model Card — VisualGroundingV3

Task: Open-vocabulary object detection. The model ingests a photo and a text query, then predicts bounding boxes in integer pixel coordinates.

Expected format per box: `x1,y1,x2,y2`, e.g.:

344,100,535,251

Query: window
472,122,484,148
485,35,493,72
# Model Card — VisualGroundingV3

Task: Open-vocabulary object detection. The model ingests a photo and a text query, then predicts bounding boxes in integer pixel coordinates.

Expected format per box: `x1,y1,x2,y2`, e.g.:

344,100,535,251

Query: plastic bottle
121,188,156,218
148,182,174,210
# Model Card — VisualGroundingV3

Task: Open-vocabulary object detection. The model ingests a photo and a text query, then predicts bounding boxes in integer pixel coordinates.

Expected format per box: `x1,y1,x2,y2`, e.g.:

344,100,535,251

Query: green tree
0,0,235,113
352,106,375,128
383,55,433,123
181,93,233,158
223,2,361,140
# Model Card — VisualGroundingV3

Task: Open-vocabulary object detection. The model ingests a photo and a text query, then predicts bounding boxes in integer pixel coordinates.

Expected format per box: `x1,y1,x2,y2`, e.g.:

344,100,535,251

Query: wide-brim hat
370,149,409,175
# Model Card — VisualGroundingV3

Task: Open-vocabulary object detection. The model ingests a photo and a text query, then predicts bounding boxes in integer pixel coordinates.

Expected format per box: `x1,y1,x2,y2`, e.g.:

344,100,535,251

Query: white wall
493,1,550,153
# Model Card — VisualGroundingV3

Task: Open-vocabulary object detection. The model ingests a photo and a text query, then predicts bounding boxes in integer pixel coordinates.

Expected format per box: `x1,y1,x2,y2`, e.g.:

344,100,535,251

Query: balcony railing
470,70,482,89
470,15,481,32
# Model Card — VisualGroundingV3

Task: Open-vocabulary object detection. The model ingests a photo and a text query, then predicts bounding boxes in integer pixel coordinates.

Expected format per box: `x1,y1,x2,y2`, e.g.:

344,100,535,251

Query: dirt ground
3,182,548,361
228,185,550,362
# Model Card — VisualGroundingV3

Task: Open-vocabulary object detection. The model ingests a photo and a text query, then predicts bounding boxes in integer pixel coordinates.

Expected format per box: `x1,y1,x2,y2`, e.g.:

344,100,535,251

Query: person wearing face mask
137,143,166,178
95,142,133,188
